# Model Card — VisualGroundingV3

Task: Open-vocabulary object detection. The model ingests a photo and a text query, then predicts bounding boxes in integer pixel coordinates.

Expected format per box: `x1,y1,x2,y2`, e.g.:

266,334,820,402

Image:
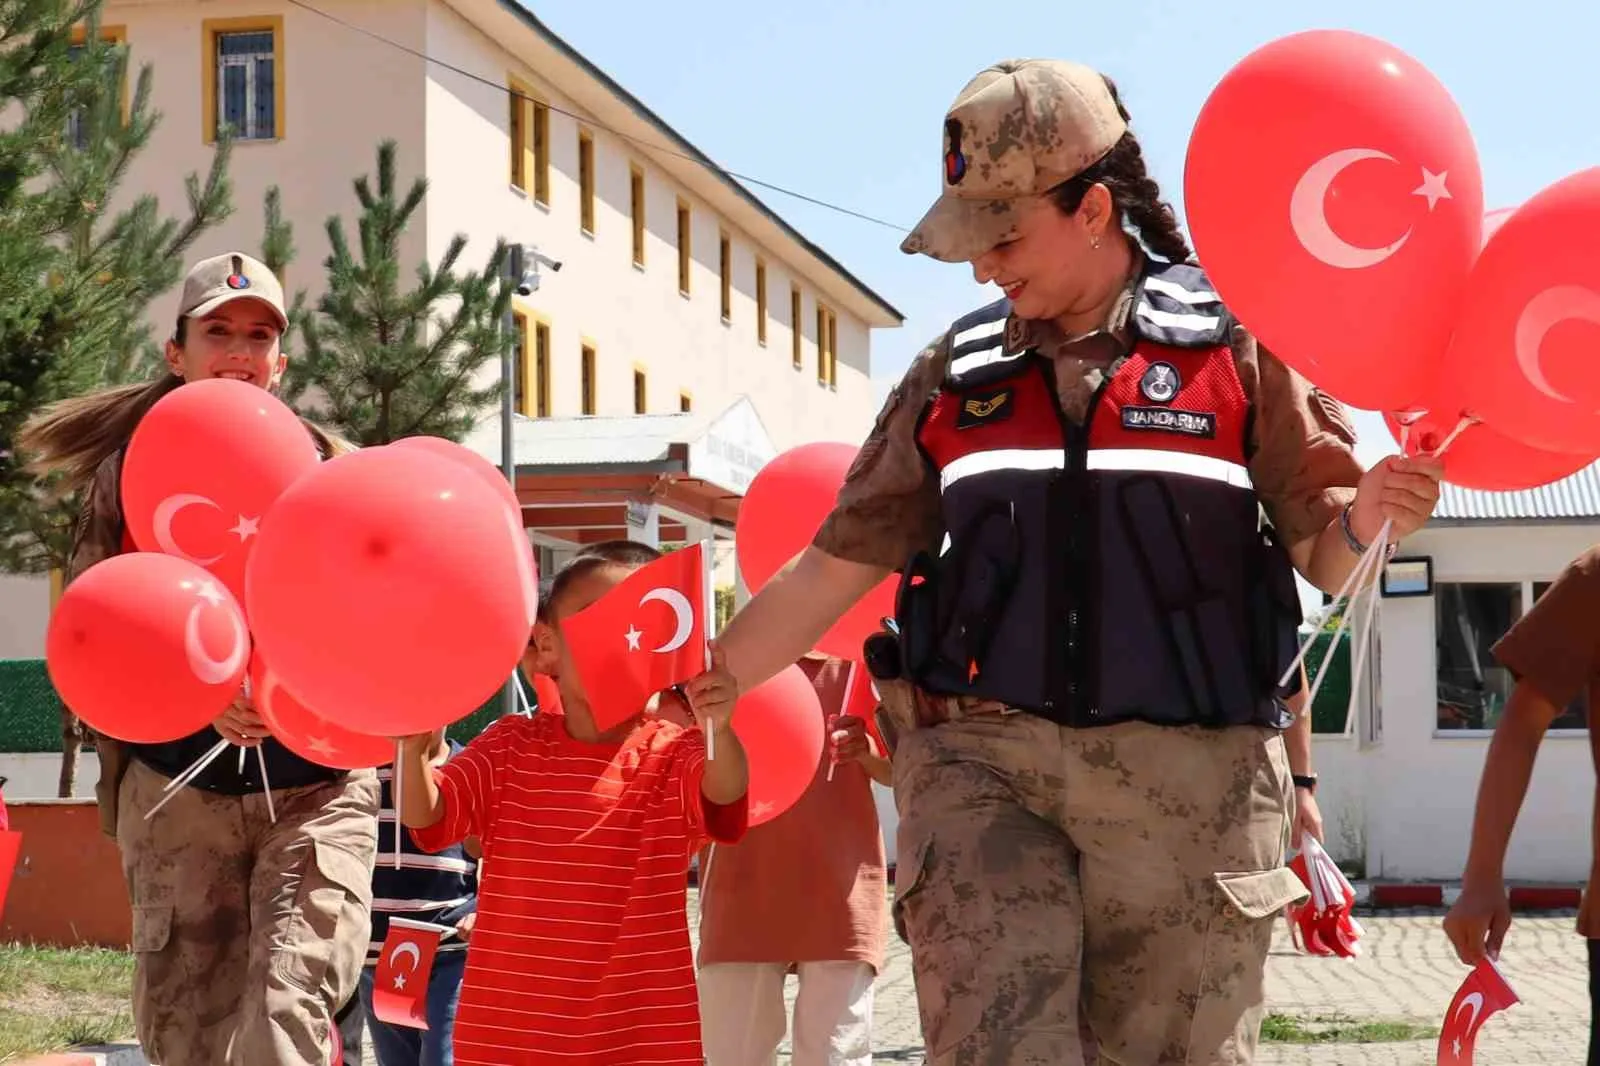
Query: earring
1090,235,1102,250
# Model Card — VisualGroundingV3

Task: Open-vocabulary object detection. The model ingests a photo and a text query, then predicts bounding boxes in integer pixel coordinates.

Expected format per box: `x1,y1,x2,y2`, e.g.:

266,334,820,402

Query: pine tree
279,139,512,445
0,4,234,577
0,1,236,798
0,0,127,555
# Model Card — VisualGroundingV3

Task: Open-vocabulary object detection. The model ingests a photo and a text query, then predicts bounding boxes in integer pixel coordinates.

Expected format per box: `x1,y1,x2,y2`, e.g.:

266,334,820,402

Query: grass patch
1261,1012,1439,1044
0,943,134,1061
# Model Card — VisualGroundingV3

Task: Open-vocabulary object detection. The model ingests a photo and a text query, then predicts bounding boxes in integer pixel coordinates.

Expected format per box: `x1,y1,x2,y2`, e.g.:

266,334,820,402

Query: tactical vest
896,261,1300,730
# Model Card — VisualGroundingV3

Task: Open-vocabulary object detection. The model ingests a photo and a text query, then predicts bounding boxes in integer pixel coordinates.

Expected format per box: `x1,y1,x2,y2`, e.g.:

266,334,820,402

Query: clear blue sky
535,0,1596,466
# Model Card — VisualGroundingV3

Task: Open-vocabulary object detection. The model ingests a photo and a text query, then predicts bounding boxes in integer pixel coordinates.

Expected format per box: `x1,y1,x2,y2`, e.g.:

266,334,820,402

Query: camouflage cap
177,252,287,330
902,59,1127,263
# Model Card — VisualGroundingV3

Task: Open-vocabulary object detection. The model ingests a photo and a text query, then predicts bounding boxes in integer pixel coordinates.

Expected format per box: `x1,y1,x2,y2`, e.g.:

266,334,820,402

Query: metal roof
1433,462,1600,523
496,0,905,327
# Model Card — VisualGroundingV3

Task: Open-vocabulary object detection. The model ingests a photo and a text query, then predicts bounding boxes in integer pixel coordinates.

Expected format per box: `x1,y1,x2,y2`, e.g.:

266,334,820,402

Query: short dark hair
539,540,664,621
572,539,664,567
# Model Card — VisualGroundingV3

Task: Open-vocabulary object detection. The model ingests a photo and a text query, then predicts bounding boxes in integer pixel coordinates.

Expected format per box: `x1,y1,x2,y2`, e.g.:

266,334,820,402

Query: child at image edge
1443,546,1600,1066
395,544,750,1066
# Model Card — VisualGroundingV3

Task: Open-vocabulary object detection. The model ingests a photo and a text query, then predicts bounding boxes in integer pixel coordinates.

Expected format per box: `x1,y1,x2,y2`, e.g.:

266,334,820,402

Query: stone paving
358,897,1588,1065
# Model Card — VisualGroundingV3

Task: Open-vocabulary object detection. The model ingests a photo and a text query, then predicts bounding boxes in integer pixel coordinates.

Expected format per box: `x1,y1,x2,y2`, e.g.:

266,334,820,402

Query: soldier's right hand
1442,877,1511,965
214,698,266,747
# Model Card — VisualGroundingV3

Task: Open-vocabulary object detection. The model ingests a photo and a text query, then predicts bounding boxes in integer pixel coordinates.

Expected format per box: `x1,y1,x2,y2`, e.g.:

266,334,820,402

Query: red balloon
250,653,392,770
1184,30,1483,411
1446,168,1600,453
389,436,520,520
122,378,321,606
245,447,536,736
736,442,896,661
1382,408,1593,492
1483,206,1516,246
46,552,249,743
730,665,825,828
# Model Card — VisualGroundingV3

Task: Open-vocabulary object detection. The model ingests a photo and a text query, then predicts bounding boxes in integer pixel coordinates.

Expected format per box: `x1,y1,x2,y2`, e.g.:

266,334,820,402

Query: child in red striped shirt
395,544,749,1066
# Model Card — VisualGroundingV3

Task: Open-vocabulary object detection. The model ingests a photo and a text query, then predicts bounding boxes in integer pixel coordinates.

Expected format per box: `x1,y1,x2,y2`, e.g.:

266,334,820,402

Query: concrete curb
1361,882,1584,911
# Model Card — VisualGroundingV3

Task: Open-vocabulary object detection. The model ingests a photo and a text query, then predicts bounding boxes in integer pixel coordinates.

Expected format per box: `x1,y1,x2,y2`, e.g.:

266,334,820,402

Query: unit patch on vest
956,388,1013,429
1139,361,1180,404
1121,406,1217,439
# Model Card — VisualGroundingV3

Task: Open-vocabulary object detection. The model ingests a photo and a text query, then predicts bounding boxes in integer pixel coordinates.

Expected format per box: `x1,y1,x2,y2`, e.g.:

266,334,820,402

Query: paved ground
357,897,1587,1065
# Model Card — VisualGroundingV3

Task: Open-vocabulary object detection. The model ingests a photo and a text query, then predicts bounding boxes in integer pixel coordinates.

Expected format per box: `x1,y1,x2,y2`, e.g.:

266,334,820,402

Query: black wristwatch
1292,773,1318,793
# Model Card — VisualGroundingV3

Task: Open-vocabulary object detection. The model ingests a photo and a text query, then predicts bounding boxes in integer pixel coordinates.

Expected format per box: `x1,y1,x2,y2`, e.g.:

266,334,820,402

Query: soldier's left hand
1350,455,1443,542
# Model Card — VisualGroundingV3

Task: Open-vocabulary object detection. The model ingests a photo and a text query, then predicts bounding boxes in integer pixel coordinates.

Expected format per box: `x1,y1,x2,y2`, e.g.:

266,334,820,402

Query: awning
461,397,778,546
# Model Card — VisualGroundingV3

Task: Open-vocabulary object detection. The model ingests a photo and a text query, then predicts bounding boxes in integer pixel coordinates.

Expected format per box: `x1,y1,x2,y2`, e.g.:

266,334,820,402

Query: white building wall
1359,523,1598,882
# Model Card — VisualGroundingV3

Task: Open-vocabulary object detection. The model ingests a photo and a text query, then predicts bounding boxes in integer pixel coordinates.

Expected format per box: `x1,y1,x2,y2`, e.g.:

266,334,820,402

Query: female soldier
706,60,1442,1065
20,253,378,1066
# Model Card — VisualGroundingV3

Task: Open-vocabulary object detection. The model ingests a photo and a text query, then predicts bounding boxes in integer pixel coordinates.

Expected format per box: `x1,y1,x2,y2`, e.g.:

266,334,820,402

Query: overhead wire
281,0,912,234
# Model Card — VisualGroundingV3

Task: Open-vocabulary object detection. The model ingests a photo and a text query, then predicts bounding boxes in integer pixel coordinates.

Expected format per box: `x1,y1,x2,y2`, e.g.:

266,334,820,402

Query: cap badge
225,254,250,290
943,117,967,185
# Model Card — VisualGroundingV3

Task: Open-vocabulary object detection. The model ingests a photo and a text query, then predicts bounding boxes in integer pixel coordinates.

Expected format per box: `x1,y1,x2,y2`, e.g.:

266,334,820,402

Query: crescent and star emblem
387,940,422,990
1289,148,1450,270
1512,284,1600,405
182,579,248,685
625,588,695,654
152,492,259,566
1450,990,1486,1058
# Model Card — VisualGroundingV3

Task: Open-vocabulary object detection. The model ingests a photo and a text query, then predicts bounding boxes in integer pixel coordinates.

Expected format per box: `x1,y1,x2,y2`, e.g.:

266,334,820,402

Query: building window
633,367,648,414
718,232,733,322
534,321,551,417
578,130,595,235
755,259,768,345
202,17,284,143
67,25,127,150
676,199,691,295
509,80,526,188
580,342,597,415
790,285,803,368
679,391,693,413
511,310,529,415
532,100,550,203
629,165,646,267
1532,582,1589,729
815,305,837,387
1435,582,1522,731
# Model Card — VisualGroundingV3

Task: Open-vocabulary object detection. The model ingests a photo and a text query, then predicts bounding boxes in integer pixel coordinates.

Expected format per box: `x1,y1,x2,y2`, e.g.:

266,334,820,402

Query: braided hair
1049,75,1192,264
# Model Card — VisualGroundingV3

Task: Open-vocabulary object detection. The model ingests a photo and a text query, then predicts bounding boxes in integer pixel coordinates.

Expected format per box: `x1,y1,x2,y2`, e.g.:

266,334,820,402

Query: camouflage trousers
891,712,1308,1066
116,757,380,1066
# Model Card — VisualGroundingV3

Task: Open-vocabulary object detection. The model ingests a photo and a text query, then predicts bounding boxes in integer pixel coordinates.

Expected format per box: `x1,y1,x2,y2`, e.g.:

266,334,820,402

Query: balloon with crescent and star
45,552,249,744
1443,166,1600,455
1184,28,1483,412
123,377,320,606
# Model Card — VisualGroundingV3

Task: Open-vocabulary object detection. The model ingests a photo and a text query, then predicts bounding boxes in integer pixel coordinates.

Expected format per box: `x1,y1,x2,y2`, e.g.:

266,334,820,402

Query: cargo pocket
892,821,986,1059
1192,867,1309,1056
274,839,374,996
131,903,172,954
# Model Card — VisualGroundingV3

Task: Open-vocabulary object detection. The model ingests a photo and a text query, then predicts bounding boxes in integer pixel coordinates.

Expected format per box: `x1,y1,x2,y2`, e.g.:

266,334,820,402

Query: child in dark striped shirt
354,729,479,1066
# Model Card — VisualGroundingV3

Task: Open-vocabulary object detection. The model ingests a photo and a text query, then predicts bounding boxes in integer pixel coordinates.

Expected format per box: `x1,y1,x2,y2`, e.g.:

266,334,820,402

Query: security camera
514,271,541,297
531,251,562,273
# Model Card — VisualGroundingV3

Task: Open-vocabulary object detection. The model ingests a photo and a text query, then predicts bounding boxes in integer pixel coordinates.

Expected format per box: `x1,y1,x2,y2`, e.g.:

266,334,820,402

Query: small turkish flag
370,918,448,1029
563,543,709,731
1436,957,1518,1065
0,830,21,923
837,660,887,758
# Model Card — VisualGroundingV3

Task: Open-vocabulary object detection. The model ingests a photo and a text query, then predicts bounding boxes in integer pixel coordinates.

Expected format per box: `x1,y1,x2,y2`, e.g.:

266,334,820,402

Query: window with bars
511,311,529,414
215,29,277,141
65,31,125,150
534,322,551,417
